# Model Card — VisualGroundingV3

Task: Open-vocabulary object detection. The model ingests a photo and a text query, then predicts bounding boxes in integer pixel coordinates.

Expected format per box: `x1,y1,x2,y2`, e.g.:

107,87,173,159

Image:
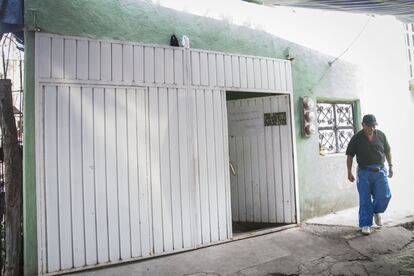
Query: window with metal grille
405,23,414,79
317,102,355,155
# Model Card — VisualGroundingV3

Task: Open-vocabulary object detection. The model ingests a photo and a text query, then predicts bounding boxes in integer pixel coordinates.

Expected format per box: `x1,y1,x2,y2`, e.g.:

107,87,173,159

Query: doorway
226,92,296,235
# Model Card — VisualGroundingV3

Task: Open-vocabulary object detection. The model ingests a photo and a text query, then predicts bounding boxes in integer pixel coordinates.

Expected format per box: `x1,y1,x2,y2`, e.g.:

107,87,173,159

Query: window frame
316,100,356,155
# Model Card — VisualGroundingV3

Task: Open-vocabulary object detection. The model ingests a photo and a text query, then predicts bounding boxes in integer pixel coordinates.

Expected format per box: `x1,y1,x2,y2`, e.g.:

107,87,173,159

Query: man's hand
348,171,355,182
388,167,393,178
346,156,355,182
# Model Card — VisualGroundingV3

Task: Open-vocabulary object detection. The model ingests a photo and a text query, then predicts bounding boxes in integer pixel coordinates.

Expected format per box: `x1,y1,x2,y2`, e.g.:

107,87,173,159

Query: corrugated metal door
34,32,294,274
189,88,232,245
228,95,296,224
38,84,204,272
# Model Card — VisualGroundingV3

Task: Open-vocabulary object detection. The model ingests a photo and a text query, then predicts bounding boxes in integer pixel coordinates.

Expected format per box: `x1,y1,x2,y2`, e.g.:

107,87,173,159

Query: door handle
229,161,236,176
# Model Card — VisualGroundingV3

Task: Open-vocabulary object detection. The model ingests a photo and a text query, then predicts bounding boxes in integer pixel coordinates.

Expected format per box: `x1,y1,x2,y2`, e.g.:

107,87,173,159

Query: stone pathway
234,225,414,276
73,223,414,276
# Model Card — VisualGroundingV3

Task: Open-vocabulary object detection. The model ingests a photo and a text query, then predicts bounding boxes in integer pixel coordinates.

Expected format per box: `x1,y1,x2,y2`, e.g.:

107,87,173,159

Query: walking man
346,114,393,235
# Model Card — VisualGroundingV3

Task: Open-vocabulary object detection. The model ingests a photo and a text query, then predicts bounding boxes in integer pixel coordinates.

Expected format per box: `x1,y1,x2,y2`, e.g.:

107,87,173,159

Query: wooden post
0,79,22,276
0,187,4,272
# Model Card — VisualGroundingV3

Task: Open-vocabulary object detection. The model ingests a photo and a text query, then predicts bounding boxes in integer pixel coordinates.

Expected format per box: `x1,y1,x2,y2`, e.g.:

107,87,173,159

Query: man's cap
362,114,377,126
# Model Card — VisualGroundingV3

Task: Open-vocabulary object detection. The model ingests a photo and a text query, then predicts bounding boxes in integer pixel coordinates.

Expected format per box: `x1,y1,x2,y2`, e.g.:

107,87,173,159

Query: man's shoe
361,226,371,235
374,213,383,226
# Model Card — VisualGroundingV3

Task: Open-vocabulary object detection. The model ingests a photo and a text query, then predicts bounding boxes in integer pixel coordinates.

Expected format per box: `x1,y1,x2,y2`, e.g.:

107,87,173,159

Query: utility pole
0,79,22,276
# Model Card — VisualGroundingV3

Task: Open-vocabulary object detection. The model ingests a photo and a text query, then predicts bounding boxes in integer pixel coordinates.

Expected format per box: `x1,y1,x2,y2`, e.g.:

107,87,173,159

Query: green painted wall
24,0,361,273
22,31,37,276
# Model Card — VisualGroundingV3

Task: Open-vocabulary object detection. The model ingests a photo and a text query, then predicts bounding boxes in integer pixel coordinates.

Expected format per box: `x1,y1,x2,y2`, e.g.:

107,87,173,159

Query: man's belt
358,165,384,172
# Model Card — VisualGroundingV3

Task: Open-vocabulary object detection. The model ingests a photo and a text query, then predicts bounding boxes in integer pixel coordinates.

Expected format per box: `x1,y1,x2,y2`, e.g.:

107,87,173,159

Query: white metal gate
228,95,296,224
34,32,295,274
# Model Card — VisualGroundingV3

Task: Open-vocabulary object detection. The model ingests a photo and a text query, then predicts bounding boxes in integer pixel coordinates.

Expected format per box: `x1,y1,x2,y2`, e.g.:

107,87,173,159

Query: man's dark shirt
346,129,390,166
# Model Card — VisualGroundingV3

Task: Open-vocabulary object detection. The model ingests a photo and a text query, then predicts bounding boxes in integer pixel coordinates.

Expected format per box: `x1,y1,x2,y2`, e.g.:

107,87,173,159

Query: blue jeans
357,165,391,227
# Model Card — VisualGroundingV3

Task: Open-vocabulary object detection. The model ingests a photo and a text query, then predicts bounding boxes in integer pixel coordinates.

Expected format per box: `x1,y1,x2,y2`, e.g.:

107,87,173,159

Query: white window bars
317,102,355,155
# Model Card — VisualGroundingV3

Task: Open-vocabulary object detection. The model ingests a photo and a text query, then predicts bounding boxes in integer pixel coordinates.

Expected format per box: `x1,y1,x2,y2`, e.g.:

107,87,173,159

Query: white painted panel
286,62,293,92
208,53,217,86
250,100,261,222
37,36,51,78
279,62,287,92
89,41,101,80
51,38,64,79
191,51,200,85
101,42,112,81
279,95,293,223
285,95,296,223
40,83,234,272
44,86,60,272
82,87,98,265
242,101,253,222
205,89,219,242
274,61,282,91
123,44,134,82
159,87,174,252
116,88,132,259
164,49,174,84
104,88,120,261
189,89,202,245
263,98,276,223
232,56,240,88
93,87,110,263
136,89,152,257
234,101,246,222
224,55,233,87
236,135,246,221
155,48,165,83
149,87,163,253
200,52,209,86
64,39,76,80
183,87,229,242
38,34,293,93
134,45,144,83
216,54,225,87
56,86,73,270
253,59,262,89
270,97,284,223
174,49,184,85
267,60,275,91
261,59,269,90
222,91,232,238
70,86,86,266
246,58,254,89
228,102,239,221
168,88,183,250
126,88,141,258
256,98,269,222
214,90,228,239
177,88,192,248
112,44,123,82
145,47,155,83
196,89,210,243
228,96,295,224
239,57,248,88
77,40,89,80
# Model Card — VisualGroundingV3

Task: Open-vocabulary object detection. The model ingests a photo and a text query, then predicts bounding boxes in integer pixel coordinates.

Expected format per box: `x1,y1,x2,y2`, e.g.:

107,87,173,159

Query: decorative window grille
405,23,414,79
317,102,355,154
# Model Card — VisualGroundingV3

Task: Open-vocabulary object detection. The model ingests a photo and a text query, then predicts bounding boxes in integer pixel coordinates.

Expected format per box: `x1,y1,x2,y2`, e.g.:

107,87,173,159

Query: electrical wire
329,16,372,66
309,16,372,92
